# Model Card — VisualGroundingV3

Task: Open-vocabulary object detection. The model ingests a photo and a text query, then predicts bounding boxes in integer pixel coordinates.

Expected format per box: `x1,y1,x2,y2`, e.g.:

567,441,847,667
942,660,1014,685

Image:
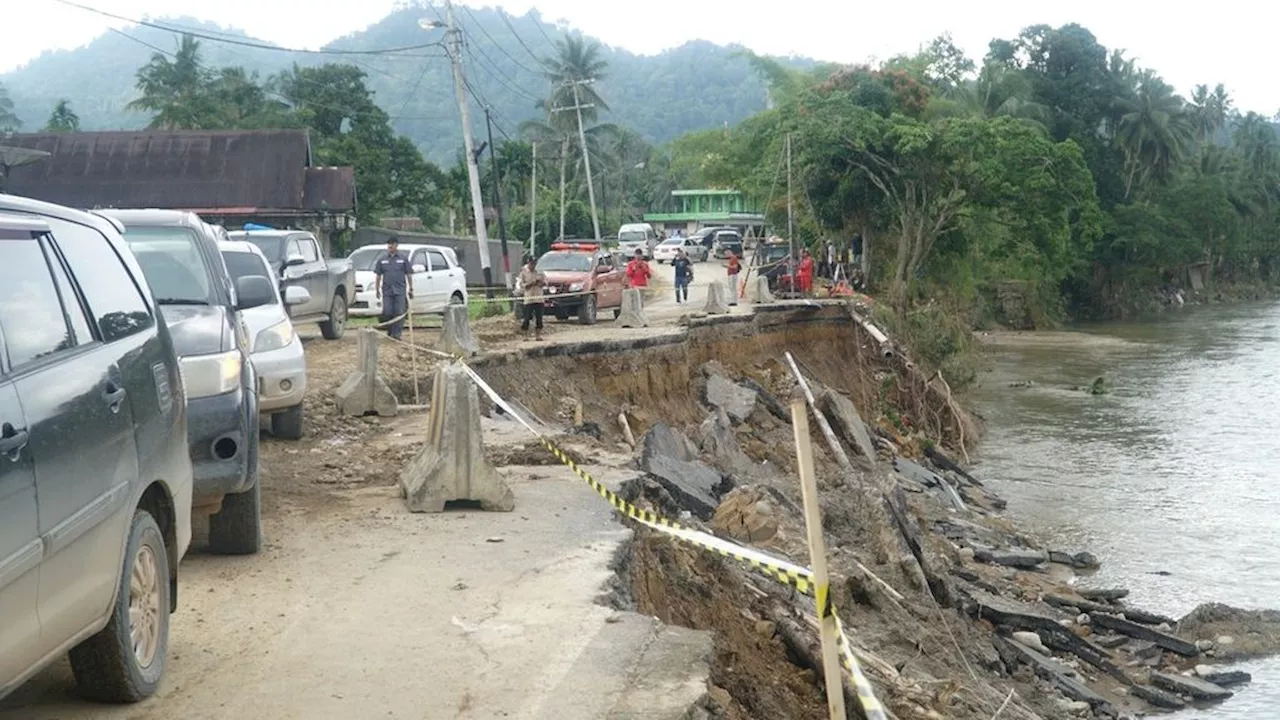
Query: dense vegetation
0,5,794,161
665,26,1280,332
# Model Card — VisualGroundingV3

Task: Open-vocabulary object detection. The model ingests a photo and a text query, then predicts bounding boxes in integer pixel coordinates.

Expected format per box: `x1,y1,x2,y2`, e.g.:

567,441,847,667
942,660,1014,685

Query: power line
460,4,543,76
52,0,447,56
497,9,549,69
461,40,541,104
529,13,559,52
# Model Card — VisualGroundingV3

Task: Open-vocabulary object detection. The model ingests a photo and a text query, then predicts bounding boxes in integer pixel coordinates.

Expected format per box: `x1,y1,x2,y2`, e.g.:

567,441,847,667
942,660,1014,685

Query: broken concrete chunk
1196,668,1252,686
972,546,1047,569
1129,683,1186,709
711,486,779,543
698,409,756,478
1091,613,1199,657
1012,630,1049,654
1121,607,1176,627
817,390,877,461
703,373,757,423
643,454,730,519
1150,671,1233,701
995,635,1114,715
639,422,698,466
1078,588,1129,602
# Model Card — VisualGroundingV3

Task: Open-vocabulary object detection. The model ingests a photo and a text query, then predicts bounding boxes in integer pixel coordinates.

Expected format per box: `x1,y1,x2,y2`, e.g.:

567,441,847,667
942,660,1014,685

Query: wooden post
409,310,420,406
790,395,847,720
785,351,854,476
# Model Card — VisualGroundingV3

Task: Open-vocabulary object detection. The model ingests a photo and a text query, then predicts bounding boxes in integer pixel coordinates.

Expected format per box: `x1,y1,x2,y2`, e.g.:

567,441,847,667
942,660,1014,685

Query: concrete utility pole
527,141,537,257
484,107,510,285
786,133,795,265
553,80,601,242
442,0,494,295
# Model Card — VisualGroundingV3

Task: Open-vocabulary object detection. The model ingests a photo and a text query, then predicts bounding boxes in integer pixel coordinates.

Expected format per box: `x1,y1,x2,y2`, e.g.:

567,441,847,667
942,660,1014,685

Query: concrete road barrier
335,329,399,417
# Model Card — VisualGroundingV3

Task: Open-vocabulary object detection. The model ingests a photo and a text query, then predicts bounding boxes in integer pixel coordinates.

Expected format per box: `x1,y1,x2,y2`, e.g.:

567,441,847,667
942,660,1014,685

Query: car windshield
660,238,683,246
536,252,593,272
348,246,387,272
239,234,286,262
618,231,646,243
124,226,214,304
221,251,279,305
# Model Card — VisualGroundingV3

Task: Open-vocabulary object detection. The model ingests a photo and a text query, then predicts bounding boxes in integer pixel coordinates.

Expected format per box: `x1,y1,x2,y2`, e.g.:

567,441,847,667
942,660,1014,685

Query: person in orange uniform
625,248,652,288
725,250,742,306
798,248,815,295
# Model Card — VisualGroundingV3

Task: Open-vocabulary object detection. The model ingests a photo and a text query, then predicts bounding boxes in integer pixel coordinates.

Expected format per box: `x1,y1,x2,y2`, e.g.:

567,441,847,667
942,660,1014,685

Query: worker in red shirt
726,250,742,306
625,248,652,288
798,248,815,295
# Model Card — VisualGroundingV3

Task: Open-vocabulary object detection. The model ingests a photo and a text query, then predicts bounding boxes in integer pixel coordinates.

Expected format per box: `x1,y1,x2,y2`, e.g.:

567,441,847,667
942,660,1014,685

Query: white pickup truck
347,243,469,316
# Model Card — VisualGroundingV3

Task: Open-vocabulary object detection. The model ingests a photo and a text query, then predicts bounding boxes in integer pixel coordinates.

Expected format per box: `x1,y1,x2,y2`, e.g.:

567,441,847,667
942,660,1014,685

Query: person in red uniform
625,248,652,288
798,249,815,295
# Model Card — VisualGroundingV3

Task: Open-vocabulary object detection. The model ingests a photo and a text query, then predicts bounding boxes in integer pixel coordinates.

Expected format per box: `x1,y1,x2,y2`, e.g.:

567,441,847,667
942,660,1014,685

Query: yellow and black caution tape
456,361,887,719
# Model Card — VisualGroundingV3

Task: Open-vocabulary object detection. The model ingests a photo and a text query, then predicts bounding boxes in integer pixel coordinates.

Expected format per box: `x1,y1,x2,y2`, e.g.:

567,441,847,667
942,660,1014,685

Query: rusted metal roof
303,166,356,212
2,130,350,213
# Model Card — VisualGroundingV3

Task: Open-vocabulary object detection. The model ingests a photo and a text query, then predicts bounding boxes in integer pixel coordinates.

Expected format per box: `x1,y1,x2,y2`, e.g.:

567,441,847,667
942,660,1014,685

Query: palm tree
128,34,216,130
1189,83,1232,146
1114,71,1193,198
961,62,1050,126
44,100,80,132
0,83,20,132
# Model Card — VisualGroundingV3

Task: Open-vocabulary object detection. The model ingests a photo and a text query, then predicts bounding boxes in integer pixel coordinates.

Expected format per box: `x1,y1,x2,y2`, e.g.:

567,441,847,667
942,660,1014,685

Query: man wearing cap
375,236,413,340
518,254,547,340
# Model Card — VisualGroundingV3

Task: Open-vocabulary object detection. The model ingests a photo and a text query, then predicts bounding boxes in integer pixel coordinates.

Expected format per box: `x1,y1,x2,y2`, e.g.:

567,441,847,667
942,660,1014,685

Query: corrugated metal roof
303,166,356,211
2,130,348,212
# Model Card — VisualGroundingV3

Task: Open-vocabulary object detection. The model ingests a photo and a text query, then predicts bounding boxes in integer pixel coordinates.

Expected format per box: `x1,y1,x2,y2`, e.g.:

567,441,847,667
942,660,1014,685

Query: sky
4,0,1279,115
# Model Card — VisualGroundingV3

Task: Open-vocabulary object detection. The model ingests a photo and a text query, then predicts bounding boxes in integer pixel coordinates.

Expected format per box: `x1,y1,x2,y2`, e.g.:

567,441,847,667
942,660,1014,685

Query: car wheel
271,404,304,440
319,294,347,340
68,509,170,703
577,294,598,325
208,432,262,555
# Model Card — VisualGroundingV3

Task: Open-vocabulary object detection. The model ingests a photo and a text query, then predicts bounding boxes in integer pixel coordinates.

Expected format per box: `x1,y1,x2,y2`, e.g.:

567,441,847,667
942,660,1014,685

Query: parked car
534,242,626,324
0,195,193,702
653,236,709,264
711,230,744,259
220,241,309,440
345,243,468,317
616,222,659,259
691,226,732,251
227,229,354,341
100,210,272,555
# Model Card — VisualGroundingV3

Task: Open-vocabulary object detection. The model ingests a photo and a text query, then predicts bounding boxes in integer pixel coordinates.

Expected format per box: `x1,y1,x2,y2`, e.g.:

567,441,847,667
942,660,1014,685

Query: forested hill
1,7,810,160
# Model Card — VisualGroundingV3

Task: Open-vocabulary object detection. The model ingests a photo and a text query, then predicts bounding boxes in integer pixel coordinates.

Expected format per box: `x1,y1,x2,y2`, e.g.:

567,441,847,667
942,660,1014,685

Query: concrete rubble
636,422,732,519
702,370,757,423
334,328,398,417
400,364,514,513
438,304,479,357
617,288,649,328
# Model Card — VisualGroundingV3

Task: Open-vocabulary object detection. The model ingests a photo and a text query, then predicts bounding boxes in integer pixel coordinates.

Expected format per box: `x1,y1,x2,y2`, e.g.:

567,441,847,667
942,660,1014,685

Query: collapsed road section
474,305,1280,720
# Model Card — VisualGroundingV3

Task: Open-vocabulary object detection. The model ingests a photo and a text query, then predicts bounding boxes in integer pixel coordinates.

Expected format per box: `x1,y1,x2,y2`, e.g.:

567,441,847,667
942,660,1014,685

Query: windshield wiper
155,298,211,305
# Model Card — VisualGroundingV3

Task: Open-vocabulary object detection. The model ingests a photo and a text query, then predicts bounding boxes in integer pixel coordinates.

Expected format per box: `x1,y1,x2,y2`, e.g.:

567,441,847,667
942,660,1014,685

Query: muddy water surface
970,300,1280,717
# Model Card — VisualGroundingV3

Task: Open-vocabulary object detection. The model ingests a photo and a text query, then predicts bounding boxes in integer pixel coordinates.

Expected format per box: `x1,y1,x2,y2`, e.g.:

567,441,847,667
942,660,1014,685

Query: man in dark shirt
672,250,693,303
375,236,414,340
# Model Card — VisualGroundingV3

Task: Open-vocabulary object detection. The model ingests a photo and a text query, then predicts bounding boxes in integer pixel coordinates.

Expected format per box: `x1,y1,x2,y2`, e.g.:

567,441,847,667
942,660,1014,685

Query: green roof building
643,189,765,236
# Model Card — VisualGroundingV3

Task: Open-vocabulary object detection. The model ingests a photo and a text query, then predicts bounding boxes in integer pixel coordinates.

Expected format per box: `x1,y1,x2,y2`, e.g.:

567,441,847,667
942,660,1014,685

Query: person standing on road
798,248,815,295
726,250,741,306
626,248,652,288
672,250,693,303
518,255,547,340
374,236,413,340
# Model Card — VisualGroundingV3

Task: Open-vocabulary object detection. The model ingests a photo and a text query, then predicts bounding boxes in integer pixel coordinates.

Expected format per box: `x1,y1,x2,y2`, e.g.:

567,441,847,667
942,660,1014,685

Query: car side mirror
285,254,306,267
236,275,275,310
283,285,311,306
412,264,426,273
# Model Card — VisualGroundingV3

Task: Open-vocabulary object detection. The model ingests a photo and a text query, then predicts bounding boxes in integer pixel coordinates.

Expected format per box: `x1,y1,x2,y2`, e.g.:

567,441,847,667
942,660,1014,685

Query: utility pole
528,141,537,257
484,107,510,285
786,133,795,265
443,0,494,296
553,80,601,242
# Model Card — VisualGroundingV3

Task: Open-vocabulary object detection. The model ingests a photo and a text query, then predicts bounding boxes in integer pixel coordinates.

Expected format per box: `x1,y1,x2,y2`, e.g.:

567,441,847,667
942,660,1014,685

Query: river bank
464,304,1280,719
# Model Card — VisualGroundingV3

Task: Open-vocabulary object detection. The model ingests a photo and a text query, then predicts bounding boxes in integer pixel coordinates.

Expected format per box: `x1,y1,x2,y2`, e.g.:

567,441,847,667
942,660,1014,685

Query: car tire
319,294,347,340
209,432,262,555
577,294,598,325
271,404,304,440
68,509,170,703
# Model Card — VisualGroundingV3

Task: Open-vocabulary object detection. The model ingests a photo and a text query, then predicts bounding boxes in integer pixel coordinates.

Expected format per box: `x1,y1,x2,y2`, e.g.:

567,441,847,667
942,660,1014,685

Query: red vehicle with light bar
528,242,626,324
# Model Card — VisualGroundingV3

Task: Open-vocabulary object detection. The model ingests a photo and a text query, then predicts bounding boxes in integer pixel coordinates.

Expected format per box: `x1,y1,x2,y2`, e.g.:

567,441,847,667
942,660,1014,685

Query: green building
643,189,765,237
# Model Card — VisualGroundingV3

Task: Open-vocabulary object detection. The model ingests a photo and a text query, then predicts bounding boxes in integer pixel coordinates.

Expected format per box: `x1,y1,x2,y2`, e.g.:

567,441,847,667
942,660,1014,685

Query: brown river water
969,300,1280,717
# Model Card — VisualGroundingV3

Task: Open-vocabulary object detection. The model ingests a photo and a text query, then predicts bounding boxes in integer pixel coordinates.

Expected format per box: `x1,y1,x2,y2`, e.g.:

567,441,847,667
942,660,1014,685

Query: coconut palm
44,100,80,132
0,83,19,132
128,34,217,130
1189,83,1233,146
1114,71,1193,197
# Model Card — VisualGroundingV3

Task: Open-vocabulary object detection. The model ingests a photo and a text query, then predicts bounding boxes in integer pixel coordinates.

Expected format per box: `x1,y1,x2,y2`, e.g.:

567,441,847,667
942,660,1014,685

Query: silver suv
0,195,193,702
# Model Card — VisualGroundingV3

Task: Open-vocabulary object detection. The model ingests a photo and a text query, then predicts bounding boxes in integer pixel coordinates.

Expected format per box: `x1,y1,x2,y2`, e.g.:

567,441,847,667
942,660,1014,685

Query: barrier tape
454,361,887,719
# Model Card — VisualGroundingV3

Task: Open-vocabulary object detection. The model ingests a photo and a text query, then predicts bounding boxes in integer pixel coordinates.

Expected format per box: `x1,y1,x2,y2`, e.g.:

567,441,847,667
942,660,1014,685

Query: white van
617,223,658,259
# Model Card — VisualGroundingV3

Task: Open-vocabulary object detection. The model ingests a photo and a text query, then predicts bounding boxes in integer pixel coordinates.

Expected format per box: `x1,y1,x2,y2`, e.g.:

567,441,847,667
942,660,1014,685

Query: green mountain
2,7,810,161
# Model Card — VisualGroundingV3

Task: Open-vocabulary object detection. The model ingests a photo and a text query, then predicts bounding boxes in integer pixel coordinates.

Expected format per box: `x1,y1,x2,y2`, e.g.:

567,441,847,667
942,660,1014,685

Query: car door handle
0,424,28,460
103,384,127,414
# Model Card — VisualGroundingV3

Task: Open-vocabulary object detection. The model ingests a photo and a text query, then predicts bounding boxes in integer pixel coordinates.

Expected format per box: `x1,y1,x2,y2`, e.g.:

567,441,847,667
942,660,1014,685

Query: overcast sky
5,0,1278,115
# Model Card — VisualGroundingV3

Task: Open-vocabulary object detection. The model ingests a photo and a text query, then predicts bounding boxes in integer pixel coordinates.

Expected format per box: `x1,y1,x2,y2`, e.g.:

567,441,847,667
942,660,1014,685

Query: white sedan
347,242,469,317
652,237,708,263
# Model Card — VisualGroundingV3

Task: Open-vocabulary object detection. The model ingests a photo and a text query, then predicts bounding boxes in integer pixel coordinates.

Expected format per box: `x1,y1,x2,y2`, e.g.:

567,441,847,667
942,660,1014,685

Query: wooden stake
409,310,421,406
790,395,848,720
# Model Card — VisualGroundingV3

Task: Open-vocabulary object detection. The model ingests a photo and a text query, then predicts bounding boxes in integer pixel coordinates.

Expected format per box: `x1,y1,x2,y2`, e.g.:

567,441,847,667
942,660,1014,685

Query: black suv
0,194,193,702
98,210,274,555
